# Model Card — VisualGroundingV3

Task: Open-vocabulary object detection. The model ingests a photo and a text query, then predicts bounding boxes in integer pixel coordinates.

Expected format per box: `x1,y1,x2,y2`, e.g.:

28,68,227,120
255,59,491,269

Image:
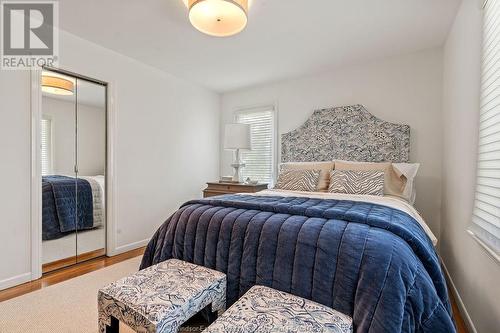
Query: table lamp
224,123,251,182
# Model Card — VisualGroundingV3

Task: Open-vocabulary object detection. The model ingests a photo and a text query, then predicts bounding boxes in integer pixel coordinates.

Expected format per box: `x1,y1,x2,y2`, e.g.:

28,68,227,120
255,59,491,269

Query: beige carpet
0,257,141,333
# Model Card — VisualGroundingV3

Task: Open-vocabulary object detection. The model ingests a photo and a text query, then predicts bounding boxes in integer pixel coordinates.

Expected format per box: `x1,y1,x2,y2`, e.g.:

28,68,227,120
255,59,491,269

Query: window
235,106,276,184
41,117,52,176
470,0,500,258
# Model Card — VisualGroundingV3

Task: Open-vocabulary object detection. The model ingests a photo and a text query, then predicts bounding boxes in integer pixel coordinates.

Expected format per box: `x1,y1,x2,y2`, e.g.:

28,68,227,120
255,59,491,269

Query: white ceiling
58,0,461,93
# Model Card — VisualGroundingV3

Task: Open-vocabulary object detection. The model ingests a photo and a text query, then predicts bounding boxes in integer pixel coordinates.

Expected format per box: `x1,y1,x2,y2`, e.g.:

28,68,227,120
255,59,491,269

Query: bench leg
99,314,119,333
106,316,119,333
211,295,226,316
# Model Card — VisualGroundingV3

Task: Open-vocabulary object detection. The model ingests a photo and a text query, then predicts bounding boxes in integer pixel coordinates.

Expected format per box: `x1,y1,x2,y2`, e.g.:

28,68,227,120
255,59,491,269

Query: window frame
233,103,278,185
468,0,500,263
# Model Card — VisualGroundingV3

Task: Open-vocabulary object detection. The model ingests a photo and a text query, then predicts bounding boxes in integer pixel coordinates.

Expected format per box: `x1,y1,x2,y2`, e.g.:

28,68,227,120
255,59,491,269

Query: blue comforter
42,175,94,240
140,194,455,332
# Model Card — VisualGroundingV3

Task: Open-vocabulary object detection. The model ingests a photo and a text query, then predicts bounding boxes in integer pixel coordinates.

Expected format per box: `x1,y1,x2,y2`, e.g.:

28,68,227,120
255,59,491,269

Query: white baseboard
441,261,478,333
0,272,31,291
108,238,149,257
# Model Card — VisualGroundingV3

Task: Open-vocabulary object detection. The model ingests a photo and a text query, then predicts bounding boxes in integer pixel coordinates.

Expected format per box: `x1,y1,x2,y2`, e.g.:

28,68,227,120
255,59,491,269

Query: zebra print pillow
328,170,385,196
274,169,321,192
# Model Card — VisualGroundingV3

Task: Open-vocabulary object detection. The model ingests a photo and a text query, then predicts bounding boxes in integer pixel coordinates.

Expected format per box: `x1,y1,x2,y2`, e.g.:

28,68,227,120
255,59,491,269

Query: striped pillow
274,169,321,192
328,170,385,196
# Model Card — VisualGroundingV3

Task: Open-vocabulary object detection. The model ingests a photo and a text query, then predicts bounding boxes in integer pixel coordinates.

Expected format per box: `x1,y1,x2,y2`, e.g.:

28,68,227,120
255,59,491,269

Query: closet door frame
30,67,116,281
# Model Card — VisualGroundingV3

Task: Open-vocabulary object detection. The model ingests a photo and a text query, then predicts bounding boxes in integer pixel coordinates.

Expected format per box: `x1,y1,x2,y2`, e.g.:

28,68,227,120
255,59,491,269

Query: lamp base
230,148,246,183
231,162,246,183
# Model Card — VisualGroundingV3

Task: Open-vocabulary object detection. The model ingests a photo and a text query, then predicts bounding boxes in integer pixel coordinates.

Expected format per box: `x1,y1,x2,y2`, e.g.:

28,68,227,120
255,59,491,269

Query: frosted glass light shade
188,0,248,37
41,75,74,95
224,123,251,150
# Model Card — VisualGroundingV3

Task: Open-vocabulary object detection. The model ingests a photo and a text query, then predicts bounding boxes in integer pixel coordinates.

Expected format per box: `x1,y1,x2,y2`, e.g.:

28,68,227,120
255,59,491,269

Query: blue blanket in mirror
42,175,94,240
141,194,455,333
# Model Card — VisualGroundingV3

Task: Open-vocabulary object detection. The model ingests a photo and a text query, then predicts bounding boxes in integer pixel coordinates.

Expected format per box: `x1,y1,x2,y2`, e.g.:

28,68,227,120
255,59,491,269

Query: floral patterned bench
203,285,353,333
98,259,226,333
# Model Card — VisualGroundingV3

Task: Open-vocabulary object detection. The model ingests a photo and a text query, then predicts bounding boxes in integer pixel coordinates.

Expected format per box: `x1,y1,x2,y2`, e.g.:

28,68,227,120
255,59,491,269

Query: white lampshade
224,123,251,150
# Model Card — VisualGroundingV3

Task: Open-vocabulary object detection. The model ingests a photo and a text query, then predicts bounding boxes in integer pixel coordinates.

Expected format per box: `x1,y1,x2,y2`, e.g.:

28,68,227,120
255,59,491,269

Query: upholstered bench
204,285,353,333
98,259,226,333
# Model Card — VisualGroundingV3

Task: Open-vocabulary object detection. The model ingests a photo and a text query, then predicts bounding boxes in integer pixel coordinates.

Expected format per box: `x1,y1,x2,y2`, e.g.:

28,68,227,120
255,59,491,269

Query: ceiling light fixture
188,0,248,37
41,75,74,95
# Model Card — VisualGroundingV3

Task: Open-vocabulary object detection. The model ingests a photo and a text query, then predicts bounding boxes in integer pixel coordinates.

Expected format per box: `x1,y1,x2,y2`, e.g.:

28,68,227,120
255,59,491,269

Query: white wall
441,1,500,332
76,102,106,177
42,97,106,176
0,70,32,288
0,30,220,289
221,48,444,235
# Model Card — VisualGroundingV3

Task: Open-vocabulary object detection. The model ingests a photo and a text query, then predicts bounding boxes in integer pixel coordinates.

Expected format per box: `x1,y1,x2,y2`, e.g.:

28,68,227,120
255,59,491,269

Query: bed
140,105,455,332
42,175,105,240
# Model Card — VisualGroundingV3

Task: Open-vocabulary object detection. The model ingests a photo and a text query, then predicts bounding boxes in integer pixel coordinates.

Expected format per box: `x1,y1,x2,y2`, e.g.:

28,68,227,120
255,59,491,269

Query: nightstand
203,182,269,198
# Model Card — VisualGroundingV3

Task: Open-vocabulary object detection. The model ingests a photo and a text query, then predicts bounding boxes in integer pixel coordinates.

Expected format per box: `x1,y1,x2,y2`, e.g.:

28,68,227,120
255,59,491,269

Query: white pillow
392,163,420,204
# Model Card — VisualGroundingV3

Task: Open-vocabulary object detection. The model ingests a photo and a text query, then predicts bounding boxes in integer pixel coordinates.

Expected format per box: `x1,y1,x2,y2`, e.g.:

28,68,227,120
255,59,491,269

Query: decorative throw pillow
274,169,321,192
280,161,334,192
328,170,385,196
334,160,406,198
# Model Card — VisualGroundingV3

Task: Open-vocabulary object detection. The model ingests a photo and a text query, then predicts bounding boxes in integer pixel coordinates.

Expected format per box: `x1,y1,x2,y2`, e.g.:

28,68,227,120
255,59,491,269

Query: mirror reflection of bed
41,69,107,273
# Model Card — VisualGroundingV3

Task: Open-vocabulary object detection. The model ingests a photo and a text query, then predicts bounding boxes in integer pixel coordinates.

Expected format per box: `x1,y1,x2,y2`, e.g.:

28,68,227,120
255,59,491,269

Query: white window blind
235,107,276,184
41,118,52,176
471,0,500,257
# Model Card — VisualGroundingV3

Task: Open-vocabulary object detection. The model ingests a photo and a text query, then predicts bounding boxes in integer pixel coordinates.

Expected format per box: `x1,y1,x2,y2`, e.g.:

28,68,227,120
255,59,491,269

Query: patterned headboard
281,104,410,163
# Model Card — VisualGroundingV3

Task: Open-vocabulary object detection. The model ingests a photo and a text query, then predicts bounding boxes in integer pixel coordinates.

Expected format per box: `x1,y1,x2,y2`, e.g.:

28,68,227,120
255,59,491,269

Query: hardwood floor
42,248,107,274
450,286,469,333
0,246,469,333
0,247,145,303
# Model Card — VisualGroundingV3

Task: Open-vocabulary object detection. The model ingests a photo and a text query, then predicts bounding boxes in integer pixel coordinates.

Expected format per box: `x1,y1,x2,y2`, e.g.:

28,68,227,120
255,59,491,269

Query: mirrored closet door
40,68,107,273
